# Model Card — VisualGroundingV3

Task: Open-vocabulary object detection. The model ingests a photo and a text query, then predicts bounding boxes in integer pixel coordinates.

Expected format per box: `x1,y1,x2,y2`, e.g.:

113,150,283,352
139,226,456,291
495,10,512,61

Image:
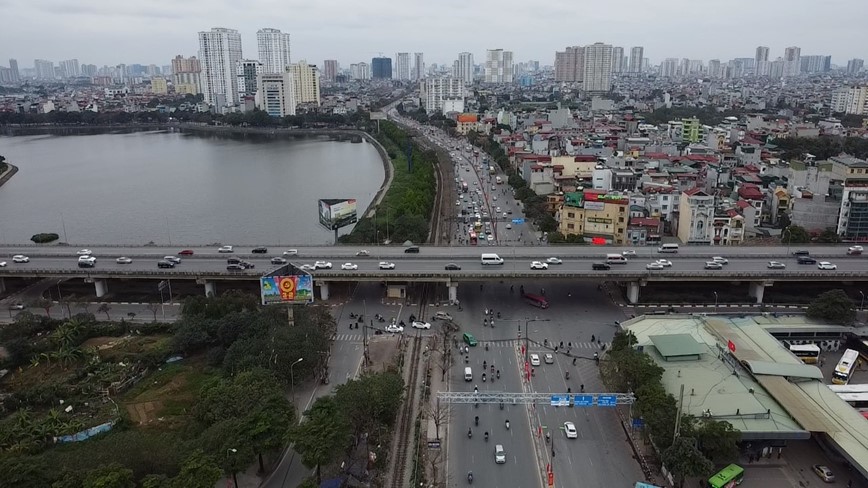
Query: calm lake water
0,131,385,245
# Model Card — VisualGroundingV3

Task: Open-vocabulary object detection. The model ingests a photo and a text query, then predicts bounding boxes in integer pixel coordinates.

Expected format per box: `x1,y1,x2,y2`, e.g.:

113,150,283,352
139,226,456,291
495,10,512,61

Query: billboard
319,198,358,231
584,201,605,211
370,112,387,120
260,275,314,305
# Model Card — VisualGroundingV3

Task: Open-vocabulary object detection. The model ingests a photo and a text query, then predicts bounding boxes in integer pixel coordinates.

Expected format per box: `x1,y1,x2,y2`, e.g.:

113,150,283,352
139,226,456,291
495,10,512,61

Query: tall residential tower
198,27,243,107
257,28,291,73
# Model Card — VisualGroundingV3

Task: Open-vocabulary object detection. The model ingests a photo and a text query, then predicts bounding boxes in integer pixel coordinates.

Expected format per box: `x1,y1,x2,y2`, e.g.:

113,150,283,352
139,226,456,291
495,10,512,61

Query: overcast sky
1,0,865,69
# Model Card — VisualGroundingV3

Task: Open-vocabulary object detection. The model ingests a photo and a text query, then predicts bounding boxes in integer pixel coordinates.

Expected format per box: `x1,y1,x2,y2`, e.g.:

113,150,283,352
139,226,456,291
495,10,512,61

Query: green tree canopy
82,463,135,488
292,396,352,484
807,289,856,325
334,371,404,437
662,436,714,487
781,225,810,243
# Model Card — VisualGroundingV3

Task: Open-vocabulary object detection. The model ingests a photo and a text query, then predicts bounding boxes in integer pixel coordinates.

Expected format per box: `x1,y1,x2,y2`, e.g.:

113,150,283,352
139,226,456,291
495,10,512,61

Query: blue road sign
512,218,525,224
573,395,594,407
550,395,570,407
632,418,645,429
597,395,617,407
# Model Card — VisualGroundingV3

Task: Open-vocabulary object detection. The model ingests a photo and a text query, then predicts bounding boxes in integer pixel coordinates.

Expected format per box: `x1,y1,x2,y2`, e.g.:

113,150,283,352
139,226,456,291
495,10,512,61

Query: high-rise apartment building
59,59,80,78
256,72,296,117
755,46,769,76
413,53,425,81
372,57,392,79
848,59,865,74
150,77,168,95
286,60,320,106
322,60,338,81
485,49,513,83
421,77,463,114
172,55,202,95
611,47,625,73
582,42,613,92
257,28,291,74
629,47,643,73
236,59,263,97
81,64,97,77
395,52,410,80
660,58,678,78
198,27,243,107
350,62,371,80
554,46,583,82
34,59,55,80
800,55,831,74
783,46,801,77
707,59,722,79
769,58,785,78
457,52,474,85
8,59,19,82
831,86,868,115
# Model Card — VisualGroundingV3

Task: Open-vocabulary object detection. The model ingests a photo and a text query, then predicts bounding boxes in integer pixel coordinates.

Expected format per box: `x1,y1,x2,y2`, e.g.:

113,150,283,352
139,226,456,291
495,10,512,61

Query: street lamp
860,291,865,311
227,448,239,488
713,291,718,313
290,357,304,402
783,227,792,256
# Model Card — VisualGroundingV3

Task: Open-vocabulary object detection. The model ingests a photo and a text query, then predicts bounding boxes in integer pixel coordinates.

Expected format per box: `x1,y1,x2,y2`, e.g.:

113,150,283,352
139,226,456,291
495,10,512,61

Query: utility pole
673,383,685,444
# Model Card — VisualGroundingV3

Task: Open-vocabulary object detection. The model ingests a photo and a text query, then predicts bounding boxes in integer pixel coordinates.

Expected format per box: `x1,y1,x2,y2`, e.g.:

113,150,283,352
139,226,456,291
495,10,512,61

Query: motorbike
484,431,489,442
465,355,469,364
505,420,510,430
468,472,473,484
485,344,489,351
565,372,570,380
349,312,357,318
482,373,487,382
378,316,385,323
475,416,479,426
499,402,504,410
497,311,501,318
496,370,500,379
467,428,472,439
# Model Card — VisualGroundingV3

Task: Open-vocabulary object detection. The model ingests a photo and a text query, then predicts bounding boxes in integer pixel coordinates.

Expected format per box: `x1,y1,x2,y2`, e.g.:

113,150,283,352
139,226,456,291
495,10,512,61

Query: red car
178,250,194,256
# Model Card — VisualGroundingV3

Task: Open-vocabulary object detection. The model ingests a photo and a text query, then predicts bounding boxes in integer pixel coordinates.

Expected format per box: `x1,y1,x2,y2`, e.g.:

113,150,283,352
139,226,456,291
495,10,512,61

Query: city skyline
1,0,866,69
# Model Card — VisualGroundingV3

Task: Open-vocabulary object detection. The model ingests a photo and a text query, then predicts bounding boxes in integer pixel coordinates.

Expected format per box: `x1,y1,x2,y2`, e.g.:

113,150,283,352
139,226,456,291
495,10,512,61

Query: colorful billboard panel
319,198,358,231
260,275,314,305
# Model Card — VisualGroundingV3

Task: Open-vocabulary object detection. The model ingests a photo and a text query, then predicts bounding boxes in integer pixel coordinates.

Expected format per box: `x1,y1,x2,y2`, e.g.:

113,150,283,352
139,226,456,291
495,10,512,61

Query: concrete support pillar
627,281,641,305
319,282,330,301
204,281,217,297
94,279,108,298
748,281,772,304
448,284,458,304
0,277,5,293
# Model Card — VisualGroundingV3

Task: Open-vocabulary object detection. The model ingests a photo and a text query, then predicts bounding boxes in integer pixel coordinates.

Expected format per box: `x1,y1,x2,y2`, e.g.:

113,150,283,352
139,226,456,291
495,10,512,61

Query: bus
834,392,868,408
469,231,478,245
657,243,679,253
827,384,868,393
832,349,860,385
522,292,549,309
496,176,503,184
789,343,821,364
707,464,744,488
462,182,468,193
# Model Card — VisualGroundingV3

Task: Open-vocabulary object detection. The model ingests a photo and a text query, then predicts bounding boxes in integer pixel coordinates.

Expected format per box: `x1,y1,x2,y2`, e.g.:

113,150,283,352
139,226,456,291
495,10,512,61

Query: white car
530,353,541,366
505,224,512,229
313,261,332,269
77,249,93,256
530,261,548,270
655,259,673,267
218,245,234,253
283,249,298,256
299,264,315,271
432,311,453,321
379,261,396,269
12,255,29,263
564,421,578,439
704,262,723,270
646,262,664,270
622,250,637,257
767,261,786,269
341,263,358,270
411,321,432,329
163,256,181,264
385,324,404,333
78,256,96,267
711,256,729,264
116,257,132,264
817,261,837,270
495,444,506,464
545,257,562,265
356,249,370,256
0,261,6,267
486,235,494,241
544,353,554,364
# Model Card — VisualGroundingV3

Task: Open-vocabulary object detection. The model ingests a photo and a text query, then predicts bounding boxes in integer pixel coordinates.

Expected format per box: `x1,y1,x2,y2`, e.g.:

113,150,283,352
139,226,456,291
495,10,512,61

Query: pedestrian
591,334,595,343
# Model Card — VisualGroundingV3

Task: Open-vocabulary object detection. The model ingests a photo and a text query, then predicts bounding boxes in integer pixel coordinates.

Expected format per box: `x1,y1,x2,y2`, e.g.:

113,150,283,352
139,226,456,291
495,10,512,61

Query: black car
797,256,817,264
252,247,268,254
404,246,420,254
239,261,255,269
592,263,611,270
227,264,245,271
271,257,287,265
157,260,175,268
227,257,243,265
793,250,810,256
445,263,461,270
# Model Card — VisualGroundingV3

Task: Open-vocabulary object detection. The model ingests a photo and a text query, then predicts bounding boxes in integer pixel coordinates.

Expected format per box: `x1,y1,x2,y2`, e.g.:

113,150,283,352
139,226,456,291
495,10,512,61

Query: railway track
388,285,430,488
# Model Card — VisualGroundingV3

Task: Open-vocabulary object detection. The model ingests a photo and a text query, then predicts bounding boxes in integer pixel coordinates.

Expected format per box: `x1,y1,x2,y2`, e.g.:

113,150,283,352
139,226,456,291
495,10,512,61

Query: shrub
31,233,60,244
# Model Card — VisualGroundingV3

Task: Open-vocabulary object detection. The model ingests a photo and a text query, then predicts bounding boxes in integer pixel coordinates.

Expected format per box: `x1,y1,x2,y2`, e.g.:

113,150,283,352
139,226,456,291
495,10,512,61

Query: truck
496,176,503,184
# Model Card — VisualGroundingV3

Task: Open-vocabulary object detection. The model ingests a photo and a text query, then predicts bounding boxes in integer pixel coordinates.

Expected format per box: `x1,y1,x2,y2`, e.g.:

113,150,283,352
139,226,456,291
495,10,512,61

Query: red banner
728,340,736,353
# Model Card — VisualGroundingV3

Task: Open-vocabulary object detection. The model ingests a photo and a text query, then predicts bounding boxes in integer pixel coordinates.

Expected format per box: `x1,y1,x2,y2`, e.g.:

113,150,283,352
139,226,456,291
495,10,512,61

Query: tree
807,289,856,325
333,372,404,437
146,302,160,321
97,303,112,321
662,436,714,488
781,225,810,243
168,450,221,488
777,212,791,229
33,297,53,318
292,396,351,484
82,463,135,488
690,418,740,463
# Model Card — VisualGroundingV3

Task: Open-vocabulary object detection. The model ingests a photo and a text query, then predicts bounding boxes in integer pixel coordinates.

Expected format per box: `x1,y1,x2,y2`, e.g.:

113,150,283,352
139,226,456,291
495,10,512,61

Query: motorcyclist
565,371,570,380
484,431,489,441
468,428,472,438
468,472,473,483
483,360,487,370
496,369,500,378
475,416,479,426
482,373,487,382
474,385,478,393
505,419,510,429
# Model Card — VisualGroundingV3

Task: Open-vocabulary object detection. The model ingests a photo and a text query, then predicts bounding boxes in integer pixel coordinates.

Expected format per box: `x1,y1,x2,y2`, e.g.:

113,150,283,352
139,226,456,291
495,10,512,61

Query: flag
727,340,736,353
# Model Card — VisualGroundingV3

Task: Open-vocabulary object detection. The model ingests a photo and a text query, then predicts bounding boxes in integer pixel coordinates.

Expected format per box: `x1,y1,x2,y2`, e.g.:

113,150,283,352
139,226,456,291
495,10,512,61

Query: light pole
783,227,792,256
713,291,718,314
290,357,304,402
860,291,865,311
227,448,239,488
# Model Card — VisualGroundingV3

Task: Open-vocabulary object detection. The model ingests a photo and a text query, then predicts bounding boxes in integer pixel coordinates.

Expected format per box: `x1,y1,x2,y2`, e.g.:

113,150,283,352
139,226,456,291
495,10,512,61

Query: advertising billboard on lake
319,198,358,230
260,275,314,305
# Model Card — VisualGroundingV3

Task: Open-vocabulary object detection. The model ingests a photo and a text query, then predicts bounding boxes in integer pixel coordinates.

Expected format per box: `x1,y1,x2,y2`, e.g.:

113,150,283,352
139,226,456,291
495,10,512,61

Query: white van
605,254,627,264
481,253,504,265
658,243,679,253
464,367,473,381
